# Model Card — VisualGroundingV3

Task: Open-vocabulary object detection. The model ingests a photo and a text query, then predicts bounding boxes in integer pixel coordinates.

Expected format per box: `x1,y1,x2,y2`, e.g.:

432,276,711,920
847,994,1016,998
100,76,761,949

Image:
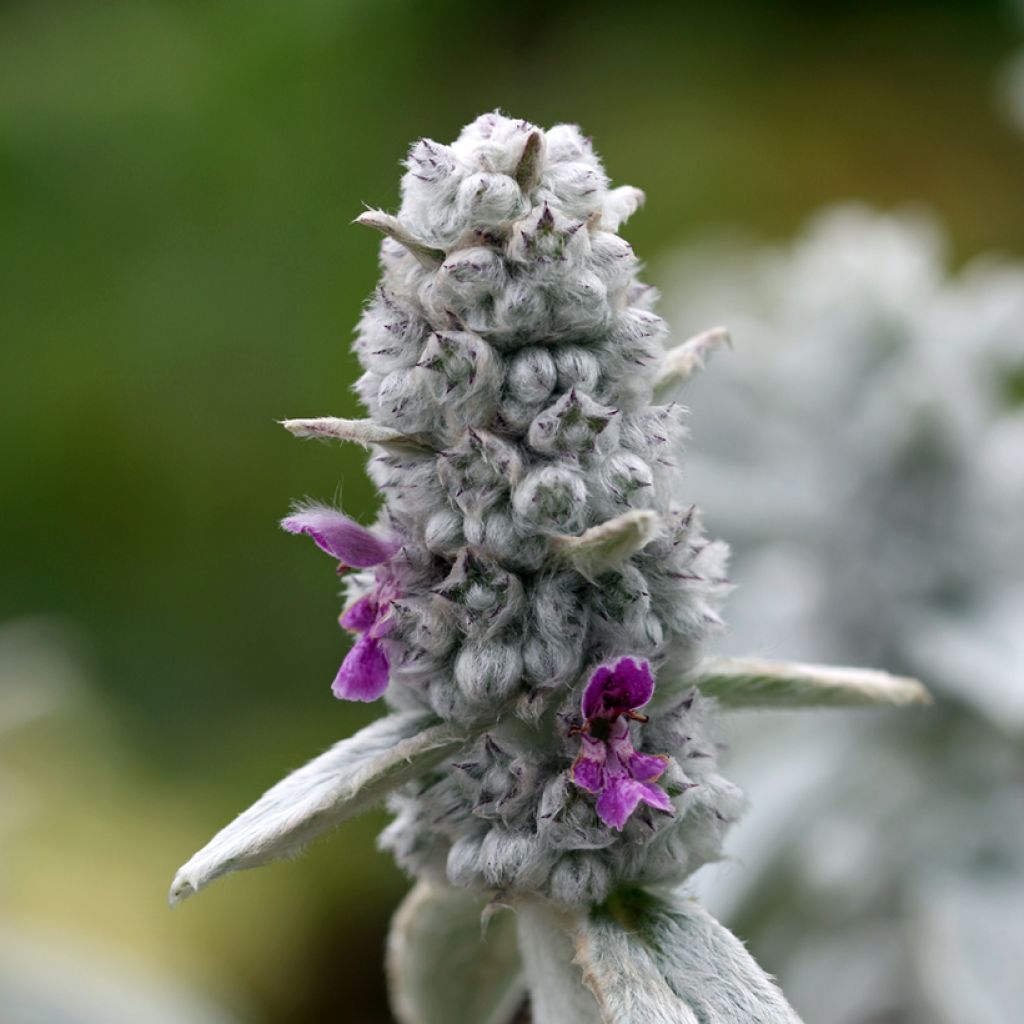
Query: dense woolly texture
661,205,1024,1024
315,112,738,905
516,893,801,1024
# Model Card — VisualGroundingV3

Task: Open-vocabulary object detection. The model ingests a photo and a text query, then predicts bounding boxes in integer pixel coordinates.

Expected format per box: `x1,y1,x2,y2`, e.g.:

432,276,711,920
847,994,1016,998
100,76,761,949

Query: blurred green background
1,1,1022,1021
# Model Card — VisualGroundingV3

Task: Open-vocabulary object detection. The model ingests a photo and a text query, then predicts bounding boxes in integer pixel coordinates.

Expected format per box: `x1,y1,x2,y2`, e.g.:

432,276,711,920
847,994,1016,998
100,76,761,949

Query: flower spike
171,115,925,1024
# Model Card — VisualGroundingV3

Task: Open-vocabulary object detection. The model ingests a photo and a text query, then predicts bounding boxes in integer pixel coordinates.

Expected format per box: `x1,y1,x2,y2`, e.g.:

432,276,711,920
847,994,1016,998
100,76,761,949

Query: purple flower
281,505,401,569
570,656,674,831
282,505,402,702
333,581,398,702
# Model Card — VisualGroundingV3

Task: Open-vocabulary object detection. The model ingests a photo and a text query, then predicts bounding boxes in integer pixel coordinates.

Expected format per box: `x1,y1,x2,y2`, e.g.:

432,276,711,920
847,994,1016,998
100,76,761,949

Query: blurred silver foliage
660,205,1024,1024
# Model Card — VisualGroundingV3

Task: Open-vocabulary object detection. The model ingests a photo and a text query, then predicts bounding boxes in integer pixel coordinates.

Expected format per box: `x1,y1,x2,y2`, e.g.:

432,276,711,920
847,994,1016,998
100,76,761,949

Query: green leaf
387,881,525,1024
169,713,468,905
679,656,931,709
575,891,804,1023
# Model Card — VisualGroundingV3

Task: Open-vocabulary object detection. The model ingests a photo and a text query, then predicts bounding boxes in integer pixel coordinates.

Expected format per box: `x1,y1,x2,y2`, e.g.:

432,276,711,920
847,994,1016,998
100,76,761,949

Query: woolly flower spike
282,505,402,701
572,657,673,830
173,114,927,1024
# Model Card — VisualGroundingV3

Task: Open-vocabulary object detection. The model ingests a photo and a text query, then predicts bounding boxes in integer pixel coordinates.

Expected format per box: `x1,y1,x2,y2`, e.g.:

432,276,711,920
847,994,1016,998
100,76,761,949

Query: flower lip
281,504,401,568
332,633,390,702
339,593,378,632
581,656,655,720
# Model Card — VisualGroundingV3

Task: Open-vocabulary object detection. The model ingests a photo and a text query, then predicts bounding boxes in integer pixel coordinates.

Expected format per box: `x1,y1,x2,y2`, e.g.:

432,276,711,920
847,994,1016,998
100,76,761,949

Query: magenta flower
281,504,401,569
571,657,674,831
282,505,402,702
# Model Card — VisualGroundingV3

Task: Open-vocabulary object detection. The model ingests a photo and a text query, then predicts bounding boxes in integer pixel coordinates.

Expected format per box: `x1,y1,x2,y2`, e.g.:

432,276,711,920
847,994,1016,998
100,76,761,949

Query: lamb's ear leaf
575,891,804,1023
677,656,931,709
355,210,446,268
169,713,467,905
654,326,731,402
601,185,646,232
280,417,434,453
516,901,603,1024
387,881,525,1024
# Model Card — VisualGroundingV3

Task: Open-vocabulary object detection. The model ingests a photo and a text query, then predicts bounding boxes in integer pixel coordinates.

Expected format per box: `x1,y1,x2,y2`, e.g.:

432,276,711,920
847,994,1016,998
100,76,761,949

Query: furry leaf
387,881,525,1024
684,657,931,708
516,901,602,1024
280,416,433,452
169,714,467,905
356,210,446,268
654,326,731,402
574,891,803,1023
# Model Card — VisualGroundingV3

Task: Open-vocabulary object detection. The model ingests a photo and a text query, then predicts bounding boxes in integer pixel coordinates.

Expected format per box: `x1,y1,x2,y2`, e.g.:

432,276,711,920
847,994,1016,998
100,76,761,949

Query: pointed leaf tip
168,713,470,903
654,326,731,401
514,130,544,192
167,874,195,908
355,211,445,268
600,186,646,232
280,417,434,453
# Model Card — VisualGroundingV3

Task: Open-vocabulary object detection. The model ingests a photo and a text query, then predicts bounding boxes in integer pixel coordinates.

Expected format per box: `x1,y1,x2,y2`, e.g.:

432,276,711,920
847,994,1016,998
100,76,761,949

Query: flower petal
606,718,669,783
595,776,645,831
628,752,669,784
637,781,674,815
340,593,378,632
332,634,390,702
595,776,674,831
581,656,655,719
282,505,401,568
368,604,397,639
571,735,606,793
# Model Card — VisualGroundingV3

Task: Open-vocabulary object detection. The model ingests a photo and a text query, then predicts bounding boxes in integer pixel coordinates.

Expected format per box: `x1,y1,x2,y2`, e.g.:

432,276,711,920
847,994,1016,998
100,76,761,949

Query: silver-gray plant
169,115,927,1024
662,204,1024,1024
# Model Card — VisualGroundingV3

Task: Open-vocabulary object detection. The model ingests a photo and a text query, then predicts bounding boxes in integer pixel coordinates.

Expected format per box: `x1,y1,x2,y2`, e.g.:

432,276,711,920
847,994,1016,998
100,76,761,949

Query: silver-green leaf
355,210,446,268
654,326,731,402
169,713,467,906
678,656,931,709
280,416,434,453
387,881,525,1024
516,901,602,1024
575,891,804,1023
